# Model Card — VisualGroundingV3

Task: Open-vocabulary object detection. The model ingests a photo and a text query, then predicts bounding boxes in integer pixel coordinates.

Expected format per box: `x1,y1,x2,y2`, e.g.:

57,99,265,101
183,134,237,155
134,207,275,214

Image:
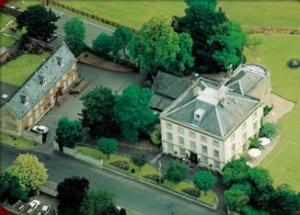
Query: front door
190,152,198,164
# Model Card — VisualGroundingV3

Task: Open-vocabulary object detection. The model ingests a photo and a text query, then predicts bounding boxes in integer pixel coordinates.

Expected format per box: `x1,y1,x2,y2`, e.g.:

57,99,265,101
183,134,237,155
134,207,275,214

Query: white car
27,200,41,213
37,205,51,215
31,125,49,134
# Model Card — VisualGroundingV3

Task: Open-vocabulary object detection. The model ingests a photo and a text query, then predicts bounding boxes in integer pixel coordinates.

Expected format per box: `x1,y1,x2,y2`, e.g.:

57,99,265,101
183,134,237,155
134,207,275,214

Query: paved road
0,144,222,215
53,9,114,46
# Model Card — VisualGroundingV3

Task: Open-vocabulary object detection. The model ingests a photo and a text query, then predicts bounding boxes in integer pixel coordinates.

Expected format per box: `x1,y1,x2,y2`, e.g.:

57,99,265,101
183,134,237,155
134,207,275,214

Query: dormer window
56,56,63,66
194,108,205,122
38,75,46,86
20,95,28,105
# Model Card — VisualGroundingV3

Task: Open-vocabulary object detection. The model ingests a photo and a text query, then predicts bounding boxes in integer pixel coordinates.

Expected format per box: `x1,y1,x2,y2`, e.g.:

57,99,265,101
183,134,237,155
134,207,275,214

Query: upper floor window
167,132,173,141
213,140,219,147
190,141,196,151
179,136,185,145
214,150,219,158
242,122,247,130
201,136,207,143
166,123,173,130
202,145,208,154
252,111,258,120
189,131,196,139
253,121,258,130
230,133,235,141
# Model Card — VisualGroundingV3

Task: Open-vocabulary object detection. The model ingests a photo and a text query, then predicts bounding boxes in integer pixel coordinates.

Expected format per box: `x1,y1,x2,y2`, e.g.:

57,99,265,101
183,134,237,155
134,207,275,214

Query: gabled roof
226,64,267,95
151,71,192,111
7,43,76,118
162,80,261,139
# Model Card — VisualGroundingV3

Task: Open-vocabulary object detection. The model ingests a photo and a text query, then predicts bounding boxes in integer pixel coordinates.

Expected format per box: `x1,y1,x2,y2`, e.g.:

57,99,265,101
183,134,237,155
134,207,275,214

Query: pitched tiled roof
7,43,76,118
163,80,261,138
151,71,192,111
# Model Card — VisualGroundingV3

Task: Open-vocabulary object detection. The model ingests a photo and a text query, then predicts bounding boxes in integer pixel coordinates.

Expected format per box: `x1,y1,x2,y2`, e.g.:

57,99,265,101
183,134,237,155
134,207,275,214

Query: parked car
31,125,49,135
27,200,41,213
37,205,51,215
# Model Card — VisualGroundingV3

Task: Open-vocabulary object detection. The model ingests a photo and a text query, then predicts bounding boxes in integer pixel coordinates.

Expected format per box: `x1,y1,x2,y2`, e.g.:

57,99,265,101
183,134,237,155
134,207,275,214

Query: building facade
160,64,269,171
0,43,77,135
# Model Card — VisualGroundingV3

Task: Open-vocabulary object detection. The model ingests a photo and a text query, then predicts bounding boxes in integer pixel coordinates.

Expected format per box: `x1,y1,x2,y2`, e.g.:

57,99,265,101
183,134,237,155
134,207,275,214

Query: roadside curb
55,148,218,210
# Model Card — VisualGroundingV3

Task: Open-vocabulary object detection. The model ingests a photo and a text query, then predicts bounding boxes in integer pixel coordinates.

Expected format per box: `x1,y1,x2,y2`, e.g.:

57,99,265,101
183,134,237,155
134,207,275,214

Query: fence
49,0,139,34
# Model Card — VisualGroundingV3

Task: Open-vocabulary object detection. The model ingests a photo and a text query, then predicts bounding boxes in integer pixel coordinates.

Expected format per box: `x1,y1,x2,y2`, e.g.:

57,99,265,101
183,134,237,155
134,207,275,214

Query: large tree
165,161,188,183
131,152,147,170
16,5,59,41
57,176,89,213
81,86,116,137
97,138,118,159
64,17,86,56
193,171,217,195
174,0,246,72
224,187,250,213
92,33,114,56
128,17,194,76
56,117,83,151
8,154,48,190
80,188,117,215
112,26,133,60
114,85,157,142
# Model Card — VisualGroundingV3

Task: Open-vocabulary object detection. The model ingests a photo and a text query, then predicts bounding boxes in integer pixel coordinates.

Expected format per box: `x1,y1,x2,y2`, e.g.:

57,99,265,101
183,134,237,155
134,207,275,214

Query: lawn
0,13,16,47
0,53,49,86
0,131,38,148
245,34,300,191
54,0,300,30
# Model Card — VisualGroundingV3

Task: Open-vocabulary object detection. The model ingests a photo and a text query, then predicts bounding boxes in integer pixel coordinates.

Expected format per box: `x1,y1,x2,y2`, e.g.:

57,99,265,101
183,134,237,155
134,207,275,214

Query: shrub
92,33,113,56
263,105,273,116
249,137,261,149
110,161,129,171
150,129,161,145
131,152,147,169
182,187,200,197
165,161,187,183
259,122,277,138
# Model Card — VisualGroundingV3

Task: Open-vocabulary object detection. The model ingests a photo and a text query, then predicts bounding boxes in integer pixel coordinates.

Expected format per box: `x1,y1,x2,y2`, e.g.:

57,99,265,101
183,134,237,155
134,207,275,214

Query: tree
242,205,269,215
224,187,250,212
16,5,58,41
114,85,157,142
64,18,86,56
57,176,89,213
92,33,113,56
97,138,118,159
259,122,277,138
150,128,161,145
265,184,300,215
249,167,273,192
165,161,187,183
8,154,48,190
193,171,217,195
131,152,147,169
222,157,251,187
174,0,246,73
112,26,133,60
128,17,193,76
80,188,117,215
55,117,83,151
81,86,116,137
0,171,29,202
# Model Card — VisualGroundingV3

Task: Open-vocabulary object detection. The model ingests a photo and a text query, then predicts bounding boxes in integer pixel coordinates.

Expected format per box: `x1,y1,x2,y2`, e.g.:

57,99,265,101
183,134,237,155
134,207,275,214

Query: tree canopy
128,17,194,76
92,33,114,56
112,26,133,60
8,154,48,190
64,17,86,56
16,5,59,41
56,117,83,151
57,176,89,213
81,86,117,137
114,85,157,142
174,0,246,73
165,161,187,183
131,152,147,169
80,188,117,215
193,171,217,195
97,138,118,159
224,187,250,212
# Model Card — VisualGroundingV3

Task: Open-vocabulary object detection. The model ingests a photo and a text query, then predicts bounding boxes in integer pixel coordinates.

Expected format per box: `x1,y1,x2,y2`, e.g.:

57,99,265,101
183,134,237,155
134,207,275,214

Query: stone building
159,64,270,171
0,43,77,135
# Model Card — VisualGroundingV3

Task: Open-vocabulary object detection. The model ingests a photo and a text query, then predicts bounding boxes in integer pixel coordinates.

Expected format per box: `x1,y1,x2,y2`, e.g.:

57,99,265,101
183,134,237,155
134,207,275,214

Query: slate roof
151,71,192,111
163,79,261,138
6,43,76,118
226,64,267,95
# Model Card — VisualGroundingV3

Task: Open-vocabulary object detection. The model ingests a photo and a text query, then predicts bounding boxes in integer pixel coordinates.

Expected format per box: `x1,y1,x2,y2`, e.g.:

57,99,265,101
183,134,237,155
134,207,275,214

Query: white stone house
159,64,269,171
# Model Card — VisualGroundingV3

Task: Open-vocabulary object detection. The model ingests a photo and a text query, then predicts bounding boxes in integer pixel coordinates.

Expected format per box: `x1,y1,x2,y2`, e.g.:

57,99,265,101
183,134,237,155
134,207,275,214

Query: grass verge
0,131,38,148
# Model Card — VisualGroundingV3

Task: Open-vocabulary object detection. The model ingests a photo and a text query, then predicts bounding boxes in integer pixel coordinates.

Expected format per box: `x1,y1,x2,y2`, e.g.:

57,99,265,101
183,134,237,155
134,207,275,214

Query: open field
0,53,49,86
245,34,300,191
51,0,300,30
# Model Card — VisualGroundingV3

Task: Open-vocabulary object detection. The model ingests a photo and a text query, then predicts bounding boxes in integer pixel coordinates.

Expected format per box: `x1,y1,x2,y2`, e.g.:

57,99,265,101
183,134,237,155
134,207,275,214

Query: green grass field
0,53,49,86
245,34,300,191
54,0,300,30
0,132,38,148
0,13,16,47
